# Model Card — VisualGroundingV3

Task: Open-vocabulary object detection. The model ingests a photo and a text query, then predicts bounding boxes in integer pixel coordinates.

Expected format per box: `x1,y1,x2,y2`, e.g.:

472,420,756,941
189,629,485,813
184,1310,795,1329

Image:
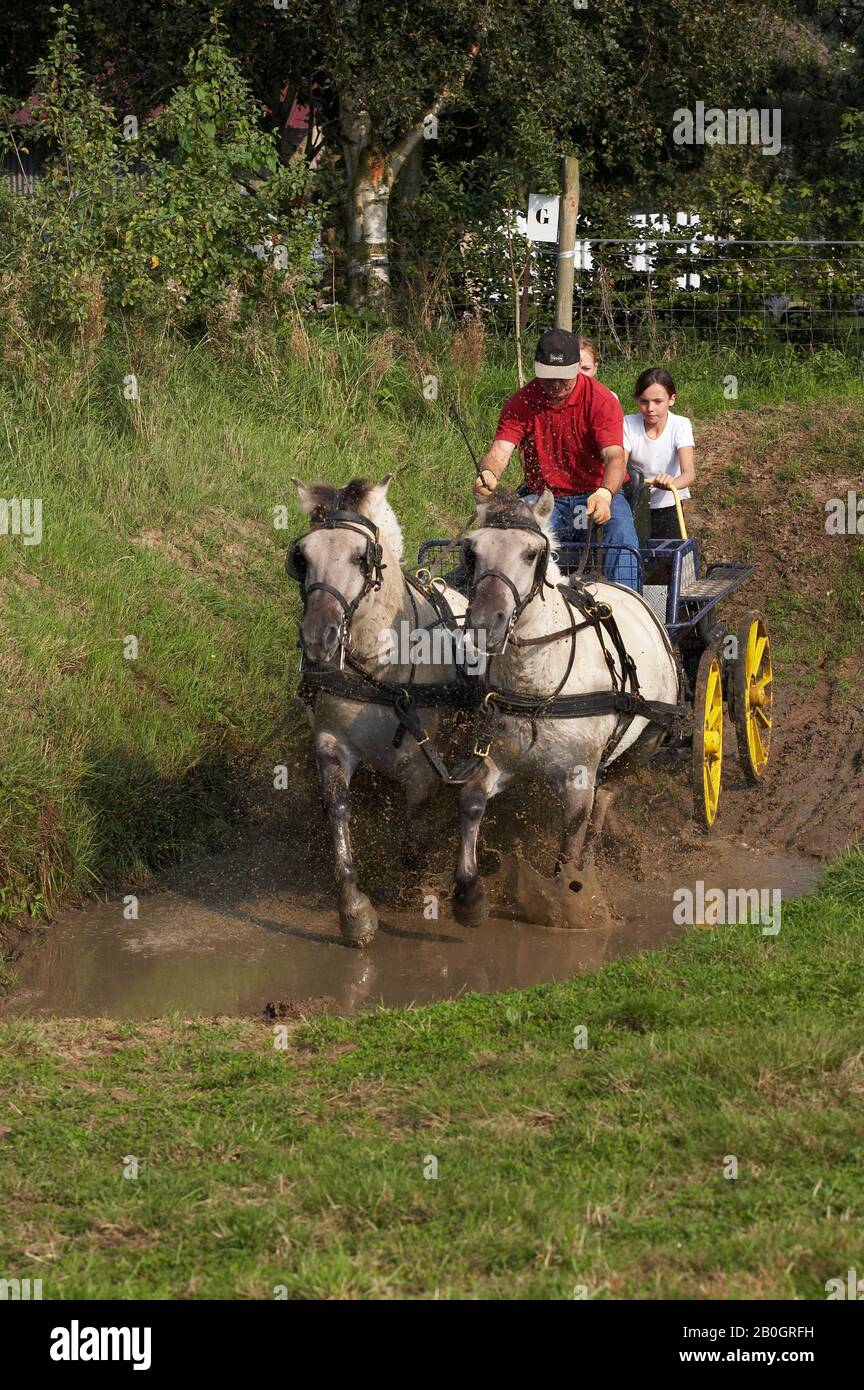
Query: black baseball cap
534,328,580,379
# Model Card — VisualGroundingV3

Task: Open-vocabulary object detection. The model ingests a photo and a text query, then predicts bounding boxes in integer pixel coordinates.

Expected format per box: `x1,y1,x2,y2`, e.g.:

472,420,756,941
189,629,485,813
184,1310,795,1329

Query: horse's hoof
453,880,490,928
339,895,378,949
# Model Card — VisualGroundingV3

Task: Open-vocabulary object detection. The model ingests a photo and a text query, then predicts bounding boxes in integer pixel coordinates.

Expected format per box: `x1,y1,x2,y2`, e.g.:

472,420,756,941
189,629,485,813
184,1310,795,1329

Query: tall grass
0,321,504,916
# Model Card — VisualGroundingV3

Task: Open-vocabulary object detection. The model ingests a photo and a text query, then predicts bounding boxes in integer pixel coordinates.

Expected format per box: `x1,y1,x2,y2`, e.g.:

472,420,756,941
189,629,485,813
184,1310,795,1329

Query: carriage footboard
669,561,756,641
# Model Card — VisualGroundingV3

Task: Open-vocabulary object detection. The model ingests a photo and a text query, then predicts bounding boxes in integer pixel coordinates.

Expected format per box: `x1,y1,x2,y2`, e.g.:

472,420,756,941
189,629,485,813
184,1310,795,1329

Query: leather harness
288,496,474,784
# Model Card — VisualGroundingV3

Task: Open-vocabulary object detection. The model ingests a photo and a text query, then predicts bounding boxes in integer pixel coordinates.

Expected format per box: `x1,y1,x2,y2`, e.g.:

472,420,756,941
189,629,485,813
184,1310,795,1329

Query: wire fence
454,232,864,355
579,239,864,354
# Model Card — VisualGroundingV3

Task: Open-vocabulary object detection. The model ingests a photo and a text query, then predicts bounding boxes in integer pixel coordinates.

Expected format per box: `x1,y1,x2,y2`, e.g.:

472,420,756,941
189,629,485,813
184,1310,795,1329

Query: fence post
555,156,580,331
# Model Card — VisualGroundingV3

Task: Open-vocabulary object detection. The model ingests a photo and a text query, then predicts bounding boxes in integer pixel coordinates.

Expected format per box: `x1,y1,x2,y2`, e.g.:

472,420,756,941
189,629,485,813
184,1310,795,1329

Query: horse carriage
416,470,773,830
287,470,774,944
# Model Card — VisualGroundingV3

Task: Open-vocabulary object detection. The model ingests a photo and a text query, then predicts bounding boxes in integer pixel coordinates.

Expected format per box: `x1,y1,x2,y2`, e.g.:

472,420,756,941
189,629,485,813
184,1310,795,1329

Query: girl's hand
654,473,675,490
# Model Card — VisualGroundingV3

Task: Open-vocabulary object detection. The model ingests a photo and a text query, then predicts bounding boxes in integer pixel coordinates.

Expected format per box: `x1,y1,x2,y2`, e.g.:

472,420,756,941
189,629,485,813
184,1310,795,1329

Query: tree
0,9,321,336
2,0,797,321
760,0,864,237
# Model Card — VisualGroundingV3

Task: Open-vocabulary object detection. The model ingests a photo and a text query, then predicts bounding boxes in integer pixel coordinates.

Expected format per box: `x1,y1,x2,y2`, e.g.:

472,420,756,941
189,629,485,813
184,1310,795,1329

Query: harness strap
483,689,686,723
298,668,483,785
390,693,467,784
478,570,685,781
511,618,595,647
299,667,474,710
403,570,465,634
552,577,646,774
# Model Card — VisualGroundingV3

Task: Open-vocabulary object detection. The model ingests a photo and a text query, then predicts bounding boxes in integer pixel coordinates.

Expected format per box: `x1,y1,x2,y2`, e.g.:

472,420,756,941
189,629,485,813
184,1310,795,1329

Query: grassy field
1,322,863,919
0,849,860,1299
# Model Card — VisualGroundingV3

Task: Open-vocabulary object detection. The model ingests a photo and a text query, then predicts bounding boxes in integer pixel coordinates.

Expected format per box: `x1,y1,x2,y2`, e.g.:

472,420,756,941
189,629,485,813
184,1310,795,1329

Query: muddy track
608,681,863,874
0,674,851,1021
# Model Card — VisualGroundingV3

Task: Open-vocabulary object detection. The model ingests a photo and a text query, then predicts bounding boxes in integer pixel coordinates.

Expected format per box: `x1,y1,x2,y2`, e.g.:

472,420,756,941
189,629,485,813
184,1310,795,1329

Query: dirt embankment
683,404,863,858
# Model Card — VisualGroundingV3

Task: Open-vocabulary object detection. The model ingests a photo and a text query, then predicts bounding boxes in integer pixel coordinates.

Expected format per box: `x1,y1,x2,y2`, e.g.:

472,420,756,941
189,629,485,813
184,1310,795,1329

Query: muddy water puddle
1,841,820,1020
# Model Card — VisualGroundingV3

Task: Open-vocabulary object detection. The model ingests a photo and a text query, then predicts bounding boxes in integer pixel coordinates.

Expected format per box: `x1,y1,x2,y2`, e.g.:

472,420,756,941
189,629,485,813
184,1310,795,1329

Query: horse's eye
462,542,476,570
523,549,539,564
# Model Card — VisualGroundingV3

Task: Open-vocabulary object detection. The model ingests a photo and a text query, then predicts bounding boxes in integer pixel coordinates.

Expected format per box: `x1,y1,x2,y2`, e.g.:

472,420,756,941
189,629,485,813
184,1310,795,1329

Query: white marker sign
526,193,560,242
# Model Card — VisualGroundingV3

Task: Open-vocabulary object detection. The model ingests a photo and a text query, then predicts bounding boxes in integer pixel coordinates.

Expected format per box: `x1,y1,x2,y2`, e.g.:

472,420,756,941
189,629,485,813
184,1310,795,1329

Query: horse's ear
366,474,393,512
533,488,555,524
370,473,393,498
292,477,333,516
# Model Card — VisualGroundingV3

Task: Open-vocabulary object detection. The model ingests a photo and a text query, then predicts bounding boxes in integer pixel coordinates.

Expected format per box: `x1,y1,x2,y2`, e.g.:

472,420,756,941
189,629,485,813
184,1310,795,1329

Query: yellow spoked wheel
734,613,773,782
692,645,724,830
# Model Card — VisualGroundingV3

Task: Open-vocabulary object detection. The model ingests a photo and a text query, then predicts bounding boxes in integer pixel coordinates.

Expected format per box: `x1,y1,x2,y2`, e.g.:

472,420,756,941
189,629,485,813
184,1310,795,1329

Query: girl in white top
622,367,695,540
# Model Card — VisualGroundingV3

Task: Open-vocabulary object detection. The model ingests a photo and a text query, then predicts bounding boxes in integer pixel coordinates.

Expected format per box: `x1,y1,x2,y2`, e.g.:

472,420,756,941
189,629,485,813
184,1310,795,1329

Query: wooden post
506,225,525,387
555,156,580,332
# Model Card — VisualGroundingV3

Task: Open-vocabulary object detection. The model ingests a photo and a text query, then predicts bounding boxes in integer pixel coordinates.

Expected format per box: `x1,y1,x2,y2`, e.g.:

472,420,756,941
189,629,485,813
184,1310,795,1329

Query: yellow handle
649,480,687,540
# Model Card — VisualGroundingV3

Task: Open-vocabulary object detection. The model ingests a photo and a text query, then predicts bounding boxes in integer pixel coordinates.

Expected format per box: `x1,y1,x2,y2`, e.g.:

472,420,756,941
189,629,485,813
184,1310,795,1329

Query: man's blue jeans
523,492,642,590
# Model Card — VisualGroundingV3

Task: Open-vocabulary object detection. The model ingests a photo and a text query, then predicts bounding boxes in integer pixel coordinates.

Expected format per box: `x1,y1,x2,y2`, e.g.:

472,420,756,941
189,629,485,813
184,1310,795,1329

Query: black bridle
465,510,552,651
286,503,387,663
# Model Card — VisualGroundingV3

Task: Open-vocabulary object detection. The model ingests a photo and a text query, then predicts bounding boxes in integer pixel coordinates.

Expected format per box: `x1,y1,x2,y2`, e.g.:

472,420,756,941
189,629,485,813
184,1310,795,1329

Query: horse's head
463,489,557,653
288,474,403,664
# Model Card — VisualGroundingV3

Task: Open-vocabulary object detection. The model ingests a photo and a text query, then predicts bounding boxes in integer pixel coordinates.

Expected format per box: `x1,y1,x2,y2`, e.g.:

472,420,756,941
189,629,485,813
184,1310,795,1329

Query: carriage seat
622,463,651,550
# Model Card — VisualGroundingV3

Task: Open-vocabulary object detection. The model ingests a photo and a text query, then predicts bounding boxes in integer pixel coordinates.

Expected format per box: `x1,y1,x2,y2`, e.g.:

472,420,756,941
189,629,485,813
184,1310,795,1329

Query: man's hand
473,468,499,501
587,486,613,526
473,440,515,502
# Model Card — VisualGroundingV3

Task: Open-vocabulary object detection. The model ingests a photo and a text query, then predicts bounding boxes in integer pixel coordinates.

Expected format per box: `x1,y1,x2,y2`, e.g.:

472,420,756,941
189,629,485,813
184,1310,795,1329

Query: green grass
1,321,863,918
0,849,861,1299
599,339,864,414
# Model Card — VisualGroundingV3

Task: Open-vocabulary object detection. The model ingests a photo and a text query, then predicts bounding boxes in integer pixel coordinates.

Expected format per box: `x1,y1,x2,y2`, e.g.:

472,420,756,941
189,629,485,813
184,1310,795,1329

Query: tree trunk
347,149,395,315
338,29,486,316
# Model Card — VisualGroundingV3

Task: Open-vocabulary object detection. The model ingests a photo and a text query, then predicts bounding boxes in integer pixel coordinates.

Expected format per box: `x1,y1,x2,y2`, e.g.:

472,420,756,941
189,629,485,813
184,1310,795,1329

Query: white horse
289,474,469,947
454,489,682,923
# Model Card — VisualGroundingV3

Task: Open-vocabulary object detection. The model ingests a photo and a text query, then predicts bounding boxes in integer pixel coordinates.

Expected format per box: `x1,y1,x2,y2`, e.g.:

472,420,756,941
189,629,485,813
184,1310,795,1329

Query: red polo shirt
494,374,624,496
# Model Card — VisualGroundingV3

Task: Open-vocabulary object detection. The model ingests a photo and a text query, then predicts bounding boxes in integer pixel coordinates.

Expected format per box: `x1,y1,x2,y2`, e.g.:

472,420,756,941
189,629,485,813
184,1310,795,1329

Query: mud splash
1,837,818,1020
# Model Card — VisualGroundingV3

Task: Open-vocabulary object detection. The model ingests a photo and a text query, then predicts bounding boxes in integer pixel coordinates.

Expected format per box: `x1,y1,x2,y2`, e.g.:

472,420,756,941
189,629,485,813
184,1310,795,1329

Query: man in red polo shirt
473,328,640,588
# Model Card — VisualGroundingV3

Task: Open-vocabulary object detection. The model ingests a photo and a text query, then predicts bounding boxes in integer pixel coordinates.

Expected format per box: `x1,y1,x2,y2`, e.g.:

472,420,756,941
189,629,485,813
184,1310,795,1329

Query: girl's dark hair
634,367,676,399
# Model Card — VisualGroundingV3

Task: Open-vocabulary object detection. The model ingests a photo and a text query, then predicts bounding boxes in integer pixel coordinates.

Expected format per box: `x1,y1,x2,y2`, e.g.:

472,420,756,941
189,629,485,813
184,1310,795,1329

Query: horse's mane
308,476,404,563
